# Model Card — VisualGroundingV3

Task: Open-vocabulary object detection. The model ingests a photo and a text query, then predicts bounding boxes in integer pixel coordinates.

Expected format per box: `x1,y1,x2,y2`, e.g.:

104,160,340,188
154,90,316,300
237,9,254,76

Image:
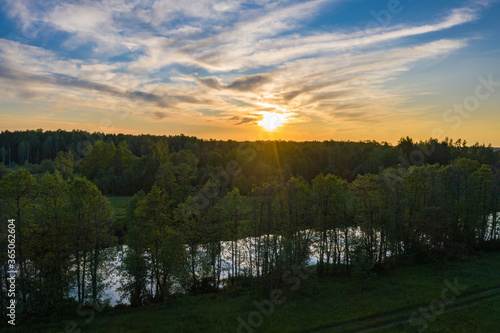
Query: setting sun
258,112,286,131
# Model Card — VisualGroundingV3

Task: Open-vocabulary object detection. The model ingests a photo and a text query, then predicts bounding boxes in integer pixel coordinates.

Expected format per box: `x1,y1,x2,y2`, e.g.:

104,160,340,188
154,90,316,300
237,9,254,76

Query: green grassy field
107,196,133,241
8,252,500,333
107,196,133,221
419,297,500,333
376,297,500,333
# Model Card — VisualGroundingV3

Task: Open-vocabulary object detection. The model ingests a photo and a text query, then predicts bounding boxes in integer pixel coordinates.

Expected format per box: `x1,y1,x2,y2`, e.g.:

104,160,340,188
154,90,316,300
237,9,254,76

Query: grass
107,196,133,221
421,297,500,332
377,297,500,333
7,251,500,333
107,196,133,241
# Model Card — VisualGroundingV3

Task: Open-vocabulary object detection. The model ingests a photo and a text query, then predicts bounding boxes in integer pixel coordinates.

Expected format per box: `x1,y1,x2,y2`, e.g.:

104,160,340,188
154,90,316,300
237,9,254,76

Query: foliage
0,170,114,320
16,252,500,333
0,131,499,324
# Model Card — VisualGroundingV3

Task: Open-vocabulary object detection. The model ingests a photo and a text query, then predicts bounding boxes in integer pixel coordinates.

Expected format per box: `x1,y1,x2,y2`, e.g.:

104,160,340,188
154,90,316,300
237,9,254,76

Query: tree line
1,130,498,197
0,131,499,321
1,161,498,316
0,170,113,322
121,157,499,306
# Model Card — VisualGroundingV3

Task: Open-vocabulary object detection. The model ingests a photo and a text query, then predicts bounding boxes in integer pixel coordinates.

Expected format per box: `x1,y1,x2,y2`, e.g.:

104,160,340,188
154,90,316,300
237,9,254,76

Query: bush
351,246,376,279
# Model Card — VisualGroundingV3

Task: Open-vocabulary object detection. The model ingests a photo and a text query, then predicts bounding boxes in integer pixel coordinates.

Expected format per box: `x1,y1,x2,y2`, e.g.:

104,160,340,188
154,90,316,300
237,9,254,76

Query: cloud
334,103,365,111
0,0,491,134
198,76,222,89
198,73,270,91
171,26,203,36
152,111,168,120
49,3,111,34
235,117,256,125
226,74,271,91
0,64,185,109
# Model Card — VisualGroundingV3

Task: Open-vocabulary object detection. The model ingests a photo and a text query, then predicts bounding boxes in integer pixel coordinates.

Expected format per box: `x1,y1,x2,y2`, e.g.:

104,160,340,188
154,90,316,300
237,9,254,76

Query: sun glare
258,112,286,131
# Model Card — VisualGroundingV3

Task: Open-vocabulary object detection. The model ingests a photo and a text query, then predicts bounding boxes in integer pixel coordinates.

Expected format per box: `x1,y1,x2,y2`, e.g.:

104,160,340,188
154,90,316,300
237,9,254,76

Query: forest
0,129,499,327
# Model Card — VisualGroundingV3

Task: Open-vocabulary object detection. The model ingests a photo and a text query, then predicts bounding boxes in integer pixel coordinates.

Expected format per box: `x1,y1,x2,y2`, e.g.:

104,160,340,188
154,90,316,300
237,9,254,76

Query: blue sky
0,0,499,145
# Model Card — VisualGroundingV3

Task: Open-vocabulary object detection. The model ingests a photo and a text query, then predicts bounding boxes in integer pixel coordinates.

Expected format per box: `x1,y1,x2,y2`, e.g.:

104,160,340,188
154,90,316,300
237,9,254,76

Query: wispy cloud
0,0,492,138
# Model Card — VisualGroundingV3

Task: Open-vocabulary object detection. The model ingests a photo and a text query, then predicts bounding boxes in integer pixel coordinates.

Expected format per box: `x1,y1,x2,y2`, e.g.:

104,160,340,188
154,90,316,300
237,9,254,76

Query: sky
0,0,499,145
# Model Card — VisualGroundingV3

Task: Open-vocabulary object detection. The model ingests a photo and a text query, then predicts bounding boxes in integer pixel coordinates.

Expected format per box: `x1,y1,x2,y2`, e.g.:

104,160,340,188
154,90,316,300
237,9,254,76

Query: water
95,228,358,305
95,214,500,305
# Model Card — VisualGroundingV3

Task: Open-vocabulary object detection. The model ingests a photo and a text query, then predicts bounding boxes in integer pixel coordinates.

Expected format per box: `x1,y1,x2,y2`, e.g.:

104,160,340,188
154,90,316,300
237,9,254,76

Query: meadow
9,252,500,333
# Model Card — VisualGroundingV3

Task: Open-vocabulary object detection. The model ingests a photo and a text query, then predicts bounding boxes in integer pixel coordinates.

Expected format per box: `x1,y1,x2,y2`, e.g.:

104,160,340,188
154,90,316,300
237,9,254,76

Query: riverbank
8,251,500,333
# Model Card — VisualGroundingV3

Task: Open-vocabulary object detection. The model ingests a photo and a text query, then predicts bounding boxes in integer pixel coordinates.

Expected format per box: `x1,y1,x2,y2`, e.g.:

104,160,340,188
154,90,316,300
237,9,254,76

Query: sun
258,112,286,131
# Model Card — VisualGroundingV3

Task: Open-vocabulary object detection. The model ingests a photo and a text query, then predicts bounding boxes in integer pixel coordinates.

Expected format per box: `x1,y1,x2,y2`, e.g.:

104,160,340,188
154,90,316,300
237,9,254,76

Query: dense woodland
0,130,499,323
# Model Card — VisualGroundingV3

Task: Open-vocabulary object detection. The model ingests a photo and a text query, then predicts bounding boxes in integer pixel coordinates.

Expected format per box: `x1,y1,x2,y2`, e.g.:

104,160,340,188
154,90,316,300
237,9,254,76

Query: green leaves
0,169,115,314
0,168,36,213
